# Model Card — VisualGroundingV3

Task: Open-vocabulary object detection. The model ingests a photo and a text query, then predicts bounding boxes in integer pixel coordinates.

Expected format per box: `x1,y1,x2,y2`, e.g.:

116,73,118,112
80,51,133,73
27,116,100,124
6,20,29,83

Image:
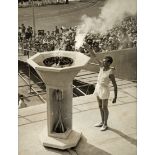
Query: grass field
18,0,105,31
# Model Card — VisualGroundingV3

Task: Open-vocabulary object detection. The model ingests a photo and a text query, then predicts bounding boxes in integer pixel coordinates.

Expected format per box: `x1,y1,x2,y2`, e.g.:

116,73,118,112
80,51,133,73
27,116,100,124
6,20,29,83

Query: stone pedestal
41,127,81,150
42,84,81,149
27,51,90,150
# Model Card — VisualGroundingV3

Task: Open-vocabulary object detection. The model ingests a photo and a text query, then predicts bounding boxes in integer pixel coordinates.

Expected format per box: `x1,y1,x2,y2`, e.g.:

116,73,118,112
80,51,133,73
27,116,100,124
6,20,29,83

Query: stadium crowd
18,0,69,8
18,16,137,55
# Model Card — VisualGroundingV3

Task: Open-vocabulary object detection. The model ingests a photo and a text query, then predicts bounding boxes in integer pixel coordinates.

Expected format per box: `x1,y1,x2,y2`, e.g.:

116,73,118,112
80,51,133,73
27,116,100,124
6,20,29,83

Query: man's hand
84,43,96,57
112,97,117,104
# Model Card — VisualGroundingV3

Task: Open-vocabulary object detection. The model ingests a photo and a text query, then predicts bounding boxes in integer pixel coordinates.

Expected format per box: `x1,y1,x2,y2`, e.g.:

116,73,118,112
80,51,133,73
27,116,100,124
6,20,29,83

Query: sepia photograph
18,0,137,154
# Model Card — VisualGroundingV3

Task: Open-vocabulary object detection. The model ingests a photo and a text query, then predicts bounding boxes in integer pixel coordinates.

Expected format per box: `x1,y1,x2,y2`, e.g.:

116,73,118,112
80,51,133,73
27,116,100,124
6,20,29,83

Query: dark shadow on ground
74,135,111,155
108,127,137,146
43,135,111,155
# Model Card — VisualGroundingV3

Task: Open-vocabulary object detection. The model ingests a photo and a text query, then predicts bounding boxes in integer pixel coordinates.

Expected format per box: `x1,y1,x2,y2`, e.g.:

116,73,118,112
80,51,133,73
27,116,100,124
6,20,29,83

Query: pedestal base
41,129,81,150
49,128,72,139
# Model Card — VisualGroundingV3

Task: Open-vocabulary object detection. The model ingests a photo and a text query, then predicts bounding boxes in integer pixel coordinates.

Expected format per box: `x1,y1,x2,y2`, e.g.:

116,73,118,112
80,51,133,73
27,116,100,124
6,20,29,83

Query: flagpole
32,0,36,38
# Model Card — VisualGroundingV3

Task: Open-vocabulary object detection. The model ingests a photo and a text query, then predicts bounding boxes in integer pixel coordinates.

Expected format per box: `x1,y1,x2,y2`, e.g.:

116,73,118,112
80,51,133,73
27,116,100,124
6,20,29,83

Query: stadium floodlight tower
27,50,90,150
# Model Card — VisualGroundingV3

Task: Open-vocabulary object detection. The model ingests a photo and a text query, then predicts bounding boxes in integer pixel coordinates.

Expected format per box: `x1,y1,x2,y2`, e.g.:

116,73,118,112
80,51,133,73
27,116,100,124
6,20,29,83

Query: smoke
75,0,137,49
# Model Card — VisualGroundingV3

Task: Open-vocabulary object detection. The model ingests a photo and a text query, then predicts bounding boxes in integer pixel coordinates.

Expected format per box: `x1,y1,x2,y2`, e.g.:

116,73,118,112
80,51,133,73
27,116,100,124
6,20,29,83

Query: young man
86,44,117,131
18,95,27,109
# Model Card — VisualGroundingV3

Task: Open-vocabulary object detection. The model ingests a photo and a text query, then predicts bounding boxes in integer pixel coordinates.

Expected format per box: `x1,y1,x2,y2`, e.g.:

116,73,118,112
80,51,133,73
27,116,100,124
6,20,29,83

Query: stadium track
19,0,106,30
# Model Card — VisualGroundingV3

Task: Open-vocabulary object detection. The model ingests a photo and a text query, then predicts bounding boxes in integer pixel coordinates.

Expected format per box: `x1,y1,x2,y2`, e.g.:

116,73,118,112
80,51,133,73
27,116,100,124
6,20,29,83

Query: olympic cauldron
27,50,90,150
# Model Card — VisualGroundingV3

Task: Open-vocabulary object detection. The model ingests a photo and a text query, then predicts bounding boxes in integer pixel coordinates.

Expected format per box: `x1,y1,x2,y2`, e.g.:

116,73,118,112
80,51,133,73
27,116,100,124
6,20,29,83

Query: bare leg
97,96,104,124
102,99,109,126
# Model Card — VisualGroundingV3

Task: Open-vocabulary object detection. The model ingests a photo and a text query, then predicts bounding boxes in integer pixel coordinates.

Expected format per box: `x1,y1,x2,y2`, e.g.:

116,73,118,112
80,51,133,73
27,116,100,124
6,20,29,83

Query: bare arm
84,44,102,66
109,73,117,103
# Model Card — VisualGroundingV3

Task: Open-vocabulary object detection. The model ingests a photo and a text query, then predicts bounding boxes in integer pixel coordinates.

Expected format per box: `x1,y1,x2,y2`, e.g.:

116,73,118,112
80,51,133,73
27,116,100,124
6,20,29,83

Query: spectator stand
18,0,69,8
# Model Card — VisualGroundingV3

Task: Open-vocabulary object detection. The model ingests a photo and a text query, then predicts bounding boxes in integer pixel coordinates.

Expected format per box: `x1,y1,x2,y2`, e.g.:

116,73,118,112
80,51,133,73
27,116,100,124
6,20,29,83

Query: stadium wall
84,48,137,81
